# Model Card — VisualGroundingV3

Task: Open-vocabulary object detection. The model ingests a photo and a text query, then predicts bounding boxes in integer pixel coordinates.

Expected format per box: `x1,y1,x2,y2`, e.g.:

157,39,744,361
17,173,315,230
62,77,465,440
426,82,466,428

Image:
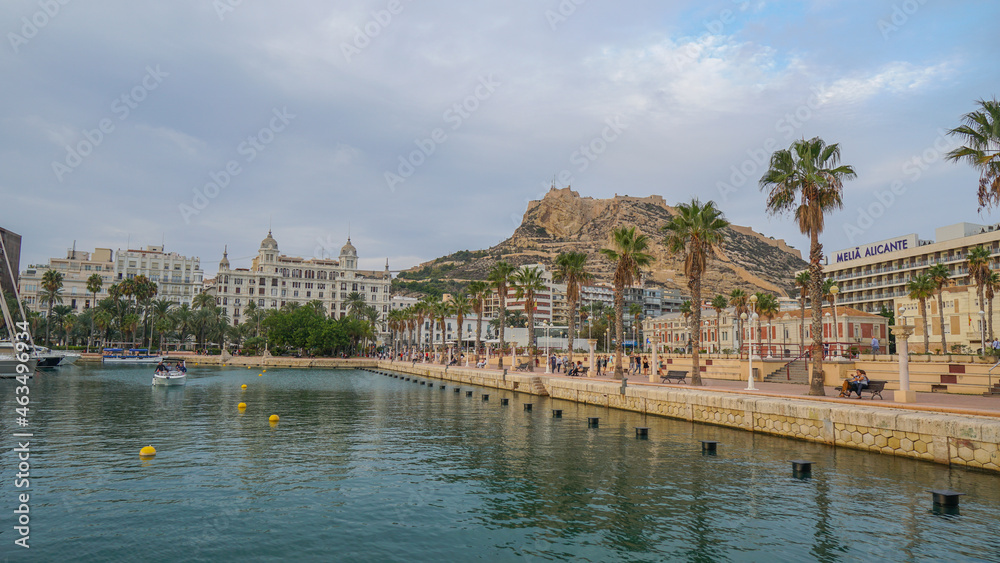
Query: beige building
114,245,203,306
215,231,391,333
826,222,1000,314
19,247,115,313
895,285,998,354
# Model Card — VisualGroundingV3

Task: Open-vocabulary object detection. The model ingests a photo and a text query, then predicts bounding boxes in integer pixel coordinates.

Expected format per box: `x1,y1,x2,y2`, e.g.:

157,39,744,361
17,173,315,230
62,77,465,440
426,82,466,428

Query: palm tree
945,98,1000,210
193,291,214,310
794,271,810,353
467,281,490,364
346,292,367,318
987,270,1000,341
487,261,516,367
387,309,406,354
756,293,780,357
40,269,64,346
450,293,472,362
85,273,103,353
432,298,452,363
906,274,936,353
552,251,592,368
679,300,693,350
627,302,643,356
51,304,74,346
149,299,175,351
305,299,326,319
967,246,991,330
512,266,546,365
927,263,950,354
600,226,654,379
729,289,749,353
662,199,728,386
711,295,728,352
171,304,194,350
412,299,430,355
760,136,857,396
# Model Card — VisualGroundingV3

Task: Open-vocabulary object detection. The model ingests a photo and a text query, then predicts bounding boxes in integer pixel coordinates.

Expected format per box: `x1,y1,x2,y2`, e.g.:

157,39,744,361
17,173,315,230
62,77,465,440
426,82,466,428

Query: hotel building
19,247,115,313
215,231,391,332
114,246,203,306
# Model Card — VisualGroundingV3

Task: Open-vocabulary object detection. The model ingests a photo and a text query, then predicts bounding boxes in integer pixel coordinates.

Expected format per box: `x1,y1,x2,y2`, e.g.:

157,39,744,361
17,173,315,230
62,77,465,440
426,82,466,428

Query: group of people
154,360,186,374
839,369,868,398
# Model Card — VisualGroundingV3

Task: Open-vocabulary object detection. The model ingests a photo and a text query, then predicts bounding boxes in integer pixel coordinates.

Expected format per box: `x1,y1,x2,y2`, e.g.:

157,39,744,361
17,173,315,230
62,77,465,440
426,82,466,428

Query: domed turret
219,245,230,271
340,237,357,269
260,230,278,252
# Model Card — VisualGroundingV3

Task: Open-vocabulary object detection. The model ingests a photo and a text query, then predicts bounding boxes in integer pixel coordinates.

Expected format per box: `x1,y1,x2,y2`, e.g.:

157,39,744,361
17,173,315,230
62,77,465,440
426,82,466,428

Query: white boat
152,358,188,386
31,345,80,367
0,342,37,378
103,348,163,364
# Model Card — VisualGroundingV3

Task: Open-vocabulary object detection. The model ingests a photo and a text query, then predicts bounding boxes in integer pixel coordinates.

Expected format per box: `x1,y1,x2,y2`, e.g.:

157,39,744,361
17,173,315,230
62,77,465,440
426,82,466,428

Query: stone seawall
374,361,1000,473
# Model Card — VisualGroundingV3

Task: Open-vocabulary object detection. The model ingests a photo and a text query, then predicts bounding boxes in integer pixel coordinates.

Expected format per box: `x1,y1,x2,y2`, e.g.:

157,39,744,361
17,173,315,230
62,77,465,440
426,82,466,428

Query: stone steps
763,358,810,384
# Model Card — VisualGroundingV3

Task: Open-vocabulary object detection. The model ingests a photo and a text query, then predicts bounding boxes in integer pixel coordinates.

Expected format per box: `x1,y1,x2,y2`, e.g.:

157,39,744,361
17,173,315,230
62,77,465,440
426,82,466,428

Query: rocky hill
398,187,808,298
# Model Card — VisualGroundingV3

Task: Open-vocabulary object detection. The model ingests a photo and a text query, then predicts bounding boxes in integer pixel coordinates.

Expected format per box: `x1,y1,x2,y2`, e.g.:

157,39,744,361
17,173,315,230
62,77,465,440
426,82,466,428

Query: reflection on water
2,365,999,562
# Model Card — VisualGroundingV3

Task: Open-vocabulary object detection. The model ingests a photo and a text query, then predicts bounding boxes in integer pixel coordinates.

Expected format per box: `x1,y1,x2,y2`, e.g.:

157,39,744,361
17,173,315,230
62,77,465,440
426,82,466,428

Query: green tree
906,274,936,353
346,292,367,318
487,261,516,366
86,273,103,353
755,293,780,357
40,269,64,346
967,246,991,332
794,270,810,352
945,98,1000,210
467,280,490,363
729,289,748,352
988,270,1000,341
662,199,728,385
449,292,472,362
711,295,728,352
512,265,546,364
600,226,654,379
760,136,856,396
149,299,175,351
553,251,593,365
927,263,950,354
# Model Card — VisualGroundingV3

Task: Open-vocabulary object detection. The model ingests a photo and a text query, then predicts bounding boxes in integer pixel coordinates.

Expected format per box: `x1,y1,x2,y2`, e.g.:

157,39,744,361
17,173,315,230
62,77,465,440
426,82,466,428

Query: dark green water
1,365,999,562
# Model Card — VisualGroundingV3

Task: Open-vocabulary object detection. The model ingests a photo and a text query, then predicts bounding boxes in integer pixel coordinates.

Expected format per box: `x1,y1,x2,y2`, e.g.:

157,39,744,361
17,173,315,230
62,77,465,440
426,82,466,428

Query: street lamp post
830,284,840,357
544,321,551,374
749,293,759,359
980,309,986,354
893,306,917,403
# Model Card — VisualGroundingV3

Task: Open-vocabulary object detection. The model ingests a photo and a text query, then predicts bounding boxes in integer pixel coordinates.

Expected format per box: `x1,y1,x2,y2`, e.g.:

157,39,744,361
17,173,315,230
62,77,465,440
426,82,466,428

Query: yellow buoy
269,414,279,422
247,366,251,369
241,384,248,389
238,402,246,409
263,369,266,373
259,373,263,377
139,445,156,457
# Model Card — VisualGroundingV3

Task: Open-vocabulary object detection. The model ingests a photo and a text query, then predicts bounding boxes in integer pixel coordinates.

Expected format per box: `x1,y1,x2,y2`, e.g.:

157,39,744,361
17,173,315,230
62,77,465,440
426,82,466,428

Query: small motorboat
152,358,188,386
105,348,164,365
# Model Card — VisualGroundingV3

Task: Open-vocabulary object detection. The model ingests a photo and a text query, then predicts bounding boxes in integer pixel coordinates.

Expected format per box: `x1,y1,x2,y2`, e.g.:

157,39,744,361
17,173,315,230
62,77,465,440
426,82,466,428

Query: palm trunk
45,301,53,346
808,230,826,396
567,298,576,367
457,313,465,364
526,301,535,372
498,293,507,369
935,289,946,354
613,289,624,379
438,317,446,364
799,296,806,353
920,298,930,353
691,279,703,386
474,309,483,364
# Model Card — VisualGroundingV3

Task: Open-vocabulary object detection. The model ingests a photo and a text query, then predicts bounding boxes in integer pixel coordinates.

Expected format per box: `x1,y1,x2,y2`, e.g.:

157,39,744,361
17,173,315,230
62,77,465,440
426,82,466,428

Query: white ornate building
215,231,391,332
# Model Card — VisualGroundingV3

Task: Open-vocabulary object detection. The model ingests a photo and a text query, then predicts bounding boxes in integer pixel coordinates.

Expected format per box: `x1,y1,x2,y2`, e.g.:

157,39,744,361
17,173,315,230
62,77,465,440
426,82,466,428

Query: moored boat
103,348,164,364
0,342,37,378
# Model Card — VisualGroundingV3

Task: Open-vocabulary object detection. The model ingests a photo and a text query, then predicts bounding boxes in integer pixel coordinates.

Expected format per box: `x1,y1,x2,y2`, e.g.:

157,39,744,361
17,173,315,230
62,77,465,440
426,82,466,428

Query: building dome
260,230,278,251
219,246,230,270
340,238,357,257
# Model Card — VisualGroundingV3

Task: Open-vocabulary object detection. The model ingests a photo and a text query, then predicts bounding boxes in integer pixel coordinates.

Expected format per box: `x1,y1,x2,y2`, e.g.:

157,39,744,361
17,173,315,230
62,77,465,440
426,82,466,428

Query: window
271,289,278,296
318,292,323,299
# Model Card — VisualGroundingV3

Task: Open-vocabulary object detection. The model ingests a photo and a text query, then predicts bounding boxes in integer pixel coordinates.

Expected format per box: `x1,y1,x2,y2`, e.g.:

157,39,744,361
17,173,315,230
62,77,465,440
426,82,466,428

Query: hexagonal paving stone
957,446,974,462
862,433,876,446
851,431,864,444
974,448,992,465
900,438,912,450
875,435,888,448
914,440,927,453
888,437,901,449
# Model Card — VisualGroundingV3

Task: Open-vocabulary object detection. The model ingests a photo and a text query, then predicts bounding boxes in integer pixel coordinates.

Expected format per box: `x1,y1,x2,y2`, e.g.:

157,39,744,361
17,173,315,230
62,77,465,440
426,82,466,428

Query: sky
2,0,998,276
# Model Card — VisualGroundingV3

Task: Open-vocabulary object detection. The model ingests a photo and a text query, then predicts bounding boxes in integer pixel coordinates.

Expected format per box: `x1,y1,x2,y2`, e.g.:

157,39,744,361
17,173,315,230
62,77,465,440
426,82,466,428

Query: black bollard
552,409,562,418
928,490,964,507
588,417,599,427
635,427,649,438
700,440,719,453
791,460,813,476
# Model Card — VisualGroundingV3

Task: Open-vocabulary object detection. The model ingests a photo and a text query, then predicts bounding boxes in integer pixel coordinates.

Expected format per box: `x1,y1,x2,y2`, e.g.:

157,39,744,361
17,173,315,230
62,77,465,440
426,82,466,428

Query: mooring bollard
552,409,562,418
635,427,649,438
482,394,489,401
523,403,533,411
500,398,509,406
928,490,964,507
588,417,599,427
621,377,628,395
791,460,813,475
700,440,719,453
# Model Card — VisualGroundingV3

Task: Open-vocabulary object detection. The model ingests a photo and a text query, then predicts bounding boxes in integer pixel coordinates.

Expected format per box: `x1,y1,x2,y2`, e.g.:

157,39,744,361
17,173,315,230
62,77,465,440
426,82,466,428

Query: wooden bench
514,361,531,372
849,380,886,400
661,370,688,384
568,366,589,377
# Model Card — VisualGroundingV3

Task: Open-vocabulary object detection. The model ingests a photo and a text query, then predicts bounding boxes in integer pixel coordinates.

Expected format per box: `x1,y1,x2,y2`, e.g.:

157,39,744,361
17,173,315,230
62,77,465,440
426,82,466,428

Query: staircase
529,376,549,396
763,357,810,384
983,381,1000,396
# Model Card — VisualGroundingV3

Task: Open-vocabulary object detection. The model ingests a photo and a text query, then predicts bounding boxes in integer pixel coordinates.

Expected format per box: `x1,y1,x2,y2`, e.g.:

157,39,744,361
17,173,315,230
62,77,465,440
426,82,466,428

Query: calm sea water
1,364,999,562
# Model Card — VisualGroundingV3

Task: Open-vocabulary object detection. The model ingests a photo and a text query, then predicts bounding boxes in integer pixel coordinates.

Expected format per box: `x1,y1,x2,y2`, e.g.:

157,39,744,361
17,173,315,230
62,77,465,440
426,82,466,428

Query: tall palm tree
679,299,693,347
467,280,490,364
760,136,857,396
40,269,64,346
149,299,175,351
794,271,811,353
432,298,452,364
967,246,991,328
412,299,430,355
627,302,643,355
662,199,728,386
729,289,749,353
600,226,654,379
512,266,546,365
927,262,951,354
552,251,592,368
487,261,516,367
85,273,103,353
906,274,936,353
945,98,1000,210
346,292,367,318
450,292,472,362
756,293,780,357
711,295,728,352
51,304,74,346
193,291,215,310
987,270,1000,341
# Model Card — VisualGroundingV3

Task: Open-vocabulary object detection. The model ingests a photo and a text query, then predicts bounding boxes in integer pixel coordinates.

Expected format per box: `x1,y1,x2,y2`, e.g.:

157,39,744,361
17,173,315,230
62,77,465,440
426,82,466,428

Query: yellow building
895,285,997,354
19,248,115,314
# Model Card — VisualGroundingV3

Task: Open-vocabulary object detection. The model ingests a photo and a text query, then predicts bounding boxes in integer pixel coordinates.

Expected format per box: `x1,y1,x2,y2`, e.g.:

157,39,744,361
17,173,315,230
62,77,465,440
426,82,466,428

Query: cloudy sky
2,0,997,275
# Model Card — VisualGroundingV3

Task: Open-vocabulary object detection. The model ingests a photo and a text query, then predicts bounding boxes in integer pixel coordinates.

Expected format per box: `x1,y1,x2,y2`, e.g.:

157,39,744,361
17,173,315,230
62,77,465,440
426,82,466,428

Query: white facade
19,247,115,314
215,231,391,331
114,245,203,306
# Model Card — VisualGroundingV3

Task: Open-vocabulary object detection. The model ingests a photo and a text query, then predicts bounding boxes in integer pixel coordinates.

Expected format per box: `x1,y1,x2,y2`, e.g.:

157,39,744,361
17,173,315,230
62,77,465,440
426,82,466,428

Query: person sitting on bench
839,369,868,398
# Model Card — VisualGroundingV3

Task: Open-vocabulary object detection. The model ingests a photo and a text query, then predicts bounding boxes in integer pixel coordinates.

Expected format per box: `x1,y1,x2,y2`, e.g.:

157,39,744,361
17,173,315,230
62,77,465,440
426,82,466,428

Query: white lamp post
824,312,831,358
749,294,759,359
980,309,987,354
544,321,551,374
830,284,840,357
742,311,758,391
893,306,917,403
